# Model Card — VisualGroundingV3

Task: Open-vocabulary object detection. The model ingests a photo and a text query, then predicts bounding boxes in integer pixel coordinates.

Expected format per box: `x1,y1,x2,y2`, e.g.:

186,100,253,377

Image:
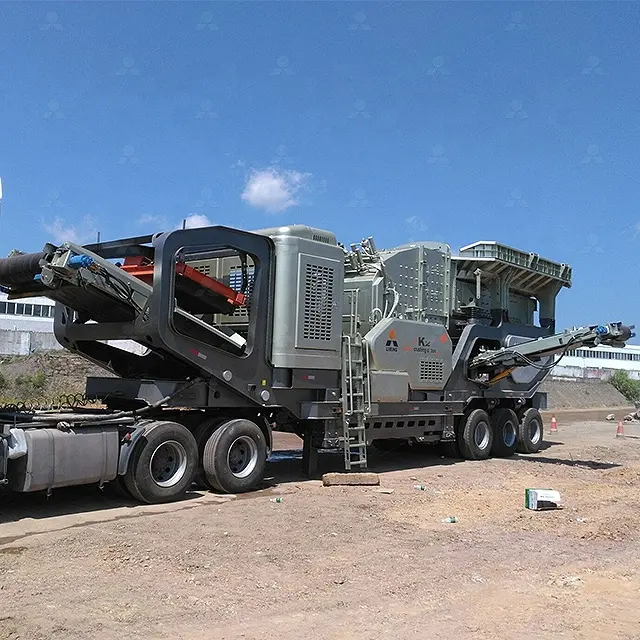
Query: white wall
553,344,640,381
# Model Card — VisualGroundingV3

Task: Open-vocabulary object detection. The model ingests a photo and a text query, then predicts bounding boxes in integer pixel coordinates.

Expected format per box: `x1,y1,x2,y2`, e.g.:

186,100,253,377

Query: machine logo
412,336,436,354
385,329,399,352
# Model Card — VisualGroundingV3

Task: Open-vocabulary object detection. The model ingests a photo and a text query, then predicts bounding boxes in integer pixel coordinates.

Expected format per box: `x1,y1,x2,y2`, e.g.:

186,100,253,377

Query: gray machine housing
262,227,344,370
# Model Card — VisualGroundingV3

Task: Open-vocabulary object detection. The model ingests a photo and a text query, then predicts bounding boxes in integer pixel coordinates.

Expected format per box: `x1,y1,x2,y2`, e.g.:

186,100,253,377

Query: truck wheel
490,408,519,457
203,419,267,493
192,417,225,489
123,421,198,504
457,409,493,460
516,408,543,454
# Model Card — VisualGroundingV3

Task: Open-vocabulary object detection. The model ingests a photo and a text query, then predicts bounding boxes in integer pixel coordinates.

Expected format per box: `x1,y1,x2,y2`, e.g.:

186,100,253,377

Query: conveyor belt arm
469,322,635,373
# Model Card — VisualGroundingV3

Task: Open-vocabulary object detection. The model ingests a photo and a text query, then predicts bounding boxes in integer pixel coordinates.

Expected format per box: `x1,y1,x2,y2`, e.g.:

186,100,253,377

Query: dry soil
1,413,640,640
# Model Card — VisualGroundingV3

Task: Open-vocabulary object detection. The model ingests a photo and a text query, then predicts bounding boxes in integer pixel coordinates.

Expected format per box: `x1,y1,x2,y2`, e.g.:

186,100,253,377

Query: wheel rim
529,418,542,445
227,436,259,479
149,440,188,488
502,420,517,447
474,420,490,450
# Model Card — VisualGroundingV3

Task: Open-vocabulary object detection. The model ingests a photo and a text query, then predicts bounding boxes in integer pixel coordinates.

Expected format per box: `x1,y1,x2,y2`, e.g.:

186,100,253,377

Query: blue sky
0,1,638,335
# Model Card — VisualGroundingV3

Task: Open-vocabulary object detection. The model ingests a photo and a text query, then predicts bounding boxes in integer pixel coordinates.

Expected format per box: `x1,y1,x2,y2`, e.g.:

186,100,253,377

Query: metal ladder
341,333,369,470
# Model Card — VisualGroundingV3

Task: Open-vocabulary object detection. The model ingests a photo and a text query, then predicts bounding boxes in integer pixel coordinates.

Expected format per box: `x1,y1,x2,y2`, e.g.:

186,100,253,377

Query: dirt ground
2,410,640,640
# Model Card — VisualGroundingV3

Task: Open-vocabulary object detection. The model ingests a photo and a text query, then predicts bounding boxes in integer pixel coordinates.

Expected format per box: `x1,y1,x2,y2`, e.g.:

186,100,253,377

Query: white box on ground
525,488,563,511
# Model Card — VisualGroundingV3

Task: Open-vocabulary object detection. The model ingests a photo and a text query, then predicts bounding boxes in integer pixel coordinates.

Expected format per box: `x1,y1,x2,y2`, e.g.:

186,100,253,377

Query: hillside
0,351,113,404
541,378,629,410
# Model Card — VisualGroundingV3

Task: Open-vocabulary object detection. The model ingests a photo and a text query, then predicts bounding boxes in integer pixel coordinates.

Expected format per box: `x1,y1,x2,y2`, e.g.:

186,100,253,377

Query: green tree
608,370,640,403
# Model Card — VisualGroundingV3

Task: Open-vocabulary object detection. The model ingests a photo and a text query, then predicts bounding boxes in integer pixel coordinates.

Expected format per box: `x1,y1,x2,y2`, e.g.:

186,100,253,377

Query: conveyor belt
0,252,46,286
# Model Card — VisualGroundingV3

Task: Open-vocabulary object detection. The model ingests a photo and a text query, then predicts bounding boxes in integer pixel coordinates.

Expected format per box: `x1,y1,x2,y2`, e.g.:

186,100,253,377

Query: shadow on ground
3,437,615,525
0,444,463,523
0,484,205,524
510,454,620,470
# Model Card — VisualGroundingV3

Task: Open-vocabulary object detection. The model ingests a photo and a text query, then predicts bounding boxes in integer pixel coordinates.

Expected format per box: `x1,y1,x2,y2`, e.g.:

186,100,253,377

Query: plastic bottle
270,497,283,503
442,516,457,523
413,485,426,491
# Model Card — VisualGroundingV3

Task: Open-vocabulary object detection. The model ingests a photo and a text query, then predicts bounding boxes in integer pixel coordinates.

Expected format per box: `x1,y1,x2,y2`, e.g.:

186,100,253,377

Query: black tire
192,417,226,489
107,475,132,500
457,409,493,460
123,421,198,504
490,408,519,457
439,439,462,459
203,419,267,493
517,408,544,454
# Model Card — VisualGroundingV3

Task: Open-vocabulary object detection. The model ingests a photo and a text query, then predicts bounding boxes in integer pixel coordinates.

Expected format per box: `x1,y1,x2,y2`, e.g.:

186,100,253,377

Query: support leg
302,427,319,479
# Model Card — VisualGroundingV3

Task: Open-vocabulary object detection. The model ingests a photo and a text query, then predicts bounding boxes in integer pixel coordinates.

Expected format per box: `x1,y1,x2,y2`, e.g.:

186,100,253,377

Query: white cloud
180,214,212,229
44,215,98,245
241,167,310,213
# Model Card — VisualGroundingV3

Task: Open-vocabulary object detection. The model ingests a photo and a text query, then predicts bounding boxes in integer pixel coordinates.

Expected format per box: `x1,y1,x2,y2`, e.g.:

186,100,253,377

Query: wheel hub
227,436,259,479
149,440,188,488
502,420,517,447
529,418,542,445
474,421,490,449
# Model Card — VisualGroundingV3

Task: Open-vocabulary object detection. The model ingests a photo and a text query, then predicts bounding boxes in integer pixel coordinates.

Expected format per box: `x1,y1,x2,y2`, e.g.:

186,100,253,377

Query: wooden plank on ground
322,472,380,486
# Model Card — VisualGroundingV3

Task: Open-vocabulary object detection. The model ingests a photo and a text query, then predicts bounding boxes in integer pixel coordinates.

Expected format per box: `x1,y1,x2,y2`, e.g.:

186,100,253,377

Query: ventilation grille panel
302,263,334,341
419,359,444,382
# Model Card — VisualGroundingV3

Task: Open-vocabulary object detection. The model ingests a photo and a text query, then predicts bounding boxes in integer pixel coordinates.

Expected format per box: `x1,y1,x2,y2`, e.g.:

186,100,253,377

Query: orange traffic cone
549,414,558,434
616,420,625,438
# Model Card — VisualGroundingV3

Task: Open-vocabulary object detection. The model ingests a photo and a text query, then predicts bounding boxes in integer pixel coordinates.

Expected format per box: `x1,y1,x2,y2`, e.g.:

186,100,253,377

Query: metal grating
419,359,444,382
459,241,571,283
302,263,334,341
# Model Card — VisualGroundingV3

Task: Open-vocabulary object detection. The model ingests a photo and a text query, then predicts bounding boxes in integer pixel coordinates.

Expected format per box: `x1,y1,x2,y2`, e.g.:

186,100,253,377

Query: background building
552,344,640,381
0,291,59,355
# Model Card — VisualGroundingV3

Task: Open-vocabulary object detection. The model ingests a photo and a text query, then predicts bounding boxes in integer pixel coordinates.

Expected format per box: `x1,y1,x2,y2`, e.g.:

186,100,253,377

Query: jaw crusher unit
0,225,633,503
